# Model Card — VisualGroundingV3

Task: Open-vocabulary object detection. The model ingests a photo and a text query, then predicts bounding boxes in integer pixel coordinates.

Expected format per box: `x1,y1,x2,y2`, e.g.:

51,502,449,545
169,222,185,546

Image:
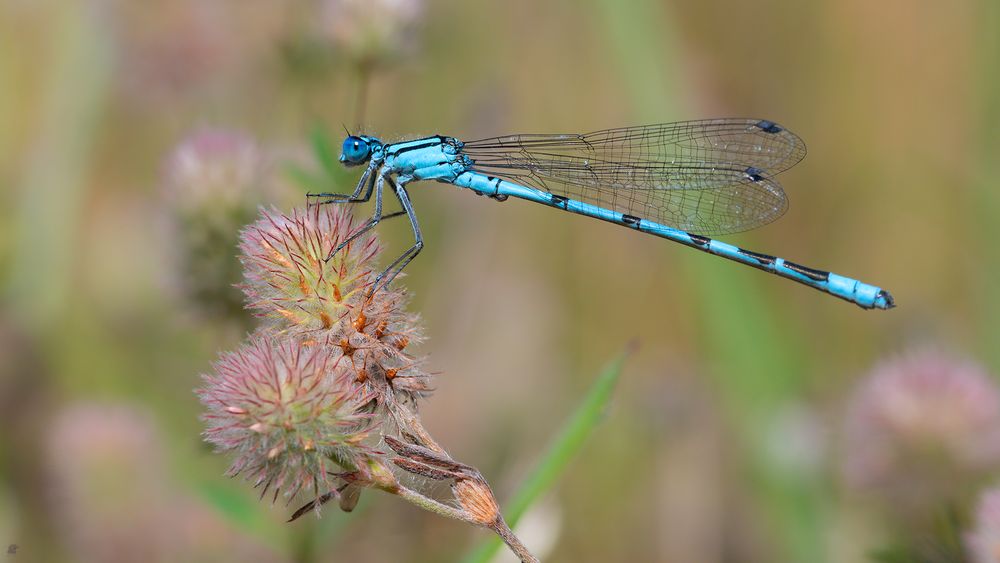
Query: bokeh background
3,0,999,561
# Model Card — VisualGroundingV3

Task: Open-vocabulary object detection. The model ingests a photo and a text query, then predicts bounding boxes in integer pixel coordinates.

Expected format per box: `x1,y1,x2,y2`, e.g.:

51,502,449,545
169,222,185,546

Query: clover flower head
197,194,533,558
842,349,1000,505
162,128,269,322
239,205,378,332
239,205,432,398
199,336,375,500
165,128,264,211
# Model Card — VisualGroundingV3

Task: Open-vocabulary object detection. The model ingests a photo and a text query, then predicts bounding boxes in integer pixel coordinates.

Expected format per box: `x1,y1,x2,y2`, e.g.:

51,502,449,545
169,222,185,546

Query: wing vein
460,118,804,235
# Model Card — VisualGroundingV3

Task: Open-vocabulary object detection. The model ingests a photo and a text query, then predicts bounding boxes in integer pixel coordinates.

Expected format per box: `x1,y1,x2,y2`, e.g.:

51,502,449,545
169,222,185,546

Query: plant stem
381,388,538,561
490,517,539,563
392,484,471,522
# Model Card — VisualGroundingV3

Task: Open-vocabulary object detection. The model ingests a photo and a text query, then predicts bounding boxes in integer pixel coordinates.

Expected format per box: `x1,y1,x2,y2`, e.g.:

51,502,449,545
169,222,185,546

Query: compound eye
341,136,370,164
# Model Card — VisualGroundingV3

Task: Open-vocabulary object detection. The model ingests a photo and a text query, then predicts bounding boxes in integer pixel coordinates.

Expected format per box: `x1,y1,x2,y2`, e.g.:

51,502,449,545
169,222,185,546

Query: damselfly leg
306,161,376,205
368,178,423,297
323,169,386,261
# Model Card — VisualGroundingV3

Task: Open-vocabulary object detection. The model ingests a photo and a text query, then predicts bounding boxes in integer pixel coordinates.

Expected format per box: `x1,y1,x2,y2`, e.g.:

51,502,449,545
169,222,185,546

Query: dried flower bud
365,456,401,491
198,336,374,500
842,350,1000,508
453,478,500,527
338,484,362,512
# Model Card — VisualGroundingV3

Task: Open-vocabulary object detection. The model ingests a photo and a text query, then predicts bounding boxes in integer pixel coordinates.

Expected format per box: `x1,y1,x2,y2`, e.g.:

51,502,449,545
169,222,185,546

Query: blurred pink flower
199,335,375,501
161,128,271,323
94,0,284,106
968,488,1000,563
842,349,1000,506
164,128,265,211
320,0,423,66
47,402,286,562
99,1,234,103
46,404,169,562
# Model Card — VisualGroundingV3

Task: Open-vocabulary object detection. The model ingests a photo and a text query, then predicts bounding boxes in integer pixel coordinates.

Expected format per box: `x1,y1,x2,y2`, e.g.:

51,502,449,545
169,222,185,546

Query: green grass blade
461,348,631,563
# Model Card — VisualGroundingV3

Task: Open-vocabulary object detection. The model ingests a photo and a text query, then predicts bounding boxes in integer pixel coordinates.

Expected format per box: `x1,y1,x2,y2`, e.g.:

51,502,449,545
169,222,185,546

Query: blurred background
2,0,999,561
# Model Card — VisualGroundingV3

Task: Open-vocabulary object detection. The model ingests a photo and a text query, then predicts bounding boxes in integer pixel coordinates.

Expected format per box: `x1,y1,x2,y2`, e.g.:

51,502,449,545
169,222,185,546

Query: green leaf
461,347,631,563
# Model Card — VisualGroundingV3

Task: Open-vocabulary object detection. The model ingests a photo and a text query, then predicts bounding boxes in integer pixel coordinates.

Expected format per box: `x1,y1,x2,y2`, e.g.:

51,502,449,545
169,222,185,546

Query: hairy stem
392,484,472,522
490,516,539,563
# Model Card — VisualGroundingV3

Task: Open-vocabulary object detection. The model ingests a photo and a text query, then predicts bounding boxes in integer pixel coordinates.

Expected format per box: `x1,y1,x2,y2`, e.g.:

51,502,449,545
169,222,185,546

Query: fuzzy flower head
239,205,431,397
165,129,264,212
239,205,378,332
320,0,423,66
162,129,270,322
968,488,1000,563
199,336,374,500
842,350,1000,507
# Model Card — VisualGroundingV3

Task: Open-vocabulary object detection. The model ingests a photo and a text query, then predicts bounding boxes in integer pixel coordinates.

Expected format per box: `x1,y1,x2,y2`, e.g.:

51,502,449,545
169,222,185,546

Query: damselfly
308,119,894,310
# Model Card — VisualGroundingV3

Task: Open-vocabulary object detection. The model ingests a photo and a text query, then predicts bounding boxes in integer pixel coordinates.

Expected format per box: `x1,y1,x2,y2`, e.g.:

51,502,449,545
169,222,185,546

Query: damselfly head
340,135,376,166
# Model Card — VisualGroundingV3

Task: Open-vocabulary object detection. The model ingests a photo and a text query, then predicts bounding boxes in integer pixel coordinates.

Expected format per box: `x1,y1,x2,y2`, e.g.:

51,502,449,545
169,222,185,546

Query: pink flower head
164,128,264,211
46,404,170,561
239,205,379,333
239,205,431,397
199,336,374,500
842,349,1000,505
162,128,270,322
